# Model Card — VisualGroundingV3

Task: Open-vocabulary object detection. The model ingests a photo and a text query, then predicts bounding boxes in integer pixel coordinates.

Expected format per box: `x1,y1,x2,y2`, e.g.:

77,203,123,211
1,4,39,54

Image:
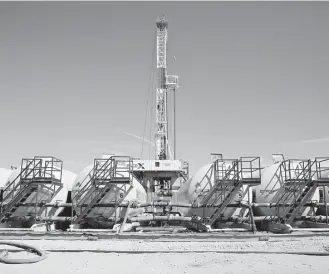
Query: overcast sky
0,1,328,175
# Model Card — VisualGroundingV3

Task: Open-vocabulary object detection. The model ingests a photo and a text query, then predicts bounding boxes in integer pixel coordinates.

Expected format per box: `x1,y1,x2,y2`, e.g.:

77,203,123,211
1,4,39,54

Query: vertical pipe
323,186,328,225
250,208,256,234
174,88,176,160
119,201,131,233
35,186,38,225
115,187,117,224
71,196,73,227
248,186,251,205
166,88,169,159
246,204,256,234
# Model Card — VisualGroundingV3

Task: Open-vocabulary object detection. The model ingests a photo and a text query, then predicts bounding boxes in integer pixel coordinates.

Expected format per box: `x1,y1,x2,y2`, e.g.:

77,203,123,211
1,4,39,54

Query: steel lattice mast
155,14,178,160
131,15,188,220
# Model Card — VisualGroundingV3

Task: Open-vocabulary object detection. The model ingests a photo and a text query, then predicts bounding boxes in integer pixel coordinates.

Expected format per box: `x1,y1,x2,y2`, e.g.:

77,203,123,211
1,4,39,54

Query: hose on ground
0,241,47,264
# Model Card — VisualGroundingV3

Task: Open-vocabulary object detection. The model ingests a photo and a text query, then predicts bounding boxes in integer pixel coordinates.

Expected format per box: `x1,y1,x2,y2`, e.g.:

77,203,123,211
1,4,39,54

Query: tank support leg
119,201,132,233
324,186,328,225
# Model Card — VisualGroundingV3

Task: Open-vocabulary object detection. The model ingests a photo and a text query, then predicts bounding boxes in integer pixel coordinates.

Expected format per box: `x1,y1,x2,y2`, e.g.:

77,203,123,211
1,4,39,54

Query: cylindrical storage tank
176,163,253,222
0,168,15,228
0,168,14,188
253,161,321,218
315,168,329,216
0,168,14,204
2,168,77,228
72,163,147,229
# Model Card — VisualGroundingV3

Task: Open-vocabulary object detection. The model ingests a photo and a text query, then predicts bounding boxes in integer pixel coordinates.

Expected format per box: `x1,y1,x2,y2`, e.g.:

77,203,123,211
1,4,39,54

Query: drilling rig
132,15,188,223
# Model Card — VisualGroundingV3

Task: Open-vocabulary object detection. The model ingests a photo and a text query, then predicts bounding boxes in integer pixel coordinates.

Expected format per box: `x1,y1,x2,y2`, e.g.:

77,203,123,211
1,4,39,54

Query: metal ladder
74,183,132,224
0,184,37,223
188,160,240,229
73,158,114,208
206,160,241,226
0,157,63,222
187,157,261,231
192,164,215,206
0,161,35,222
73,156,133,224
276,160,317,224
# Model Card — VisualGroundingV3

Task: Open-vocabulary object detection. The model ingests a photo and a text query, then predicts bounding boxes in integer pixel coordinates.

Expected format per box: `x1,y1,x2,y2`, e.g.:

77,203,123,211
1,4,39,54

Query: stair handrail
1,160,35,205
73,159,133,224
72,158,113,204
277,159,315,222
71,167,95,203
74,158,115,207
201,160,239,206
93,158,114,179
207,165,242,224
0,184,36,221
208,160,241,207
274,160,308,206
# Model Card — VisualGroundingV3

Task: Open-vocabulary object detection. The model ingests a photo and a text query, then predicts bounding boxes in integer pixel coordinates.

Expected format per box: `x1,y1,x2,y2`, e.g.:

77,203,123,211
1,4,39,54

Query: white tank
72,163,147,228
315,168,329,216
2,168,77,220
253,161,321,217
177,163,252,220
0,168,14,188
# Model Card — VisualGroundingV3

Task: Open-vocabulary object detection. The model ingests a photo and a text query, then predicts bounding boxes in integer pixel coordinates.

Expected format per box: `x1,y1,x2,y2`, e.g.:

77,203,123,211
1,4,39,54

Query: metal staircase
73,156,134,224
274,159,318,224
206,161,241,226
0,157,63,223
188,157,261,230
0,185,38,223
179,161,189,182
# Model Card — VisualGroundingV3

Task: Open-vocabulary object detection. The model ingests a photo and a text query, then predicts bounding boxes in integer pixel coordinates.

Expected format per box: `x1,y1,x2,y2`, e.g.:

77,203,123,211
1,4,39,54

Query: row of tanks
1,154,328,231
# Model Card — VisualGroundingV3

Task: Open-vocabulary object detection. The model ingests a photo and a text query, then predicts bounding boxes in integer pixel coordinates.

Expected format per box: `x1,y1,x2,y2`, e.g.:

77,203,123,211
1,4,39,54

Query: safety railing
20,157,63,182
214,159,238,181
283,159,314,182
315,157,329,183
239,157,261,181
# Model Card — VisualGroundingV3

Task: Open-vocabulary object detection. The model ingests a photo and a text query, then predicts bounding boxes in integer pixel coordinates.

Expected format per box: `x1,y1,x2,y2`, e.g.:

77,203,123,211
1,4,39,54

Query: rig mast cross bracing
132,15,187,217
155,14,178,160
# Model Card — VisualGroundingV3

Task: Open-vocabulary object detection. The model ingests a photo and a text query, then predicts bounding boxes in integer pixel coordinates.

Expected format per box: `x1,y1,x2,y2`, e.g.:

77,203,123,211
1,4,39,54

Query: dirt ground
1,235,329,273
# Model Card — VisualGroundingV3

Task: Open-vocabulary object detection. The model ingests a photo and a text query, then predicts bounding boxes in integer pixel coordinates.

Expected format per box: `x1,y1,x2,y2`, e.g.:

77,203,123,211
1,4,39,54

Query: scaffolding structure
0,156,63,223
72,156,133,225
187,156,261,231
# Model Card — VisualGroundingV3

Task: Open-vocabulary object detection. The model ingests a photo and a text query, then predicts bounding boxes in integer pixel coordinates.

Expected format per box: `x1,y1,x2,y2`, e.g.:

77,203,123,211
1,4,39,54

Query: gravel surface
1,236,329,273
